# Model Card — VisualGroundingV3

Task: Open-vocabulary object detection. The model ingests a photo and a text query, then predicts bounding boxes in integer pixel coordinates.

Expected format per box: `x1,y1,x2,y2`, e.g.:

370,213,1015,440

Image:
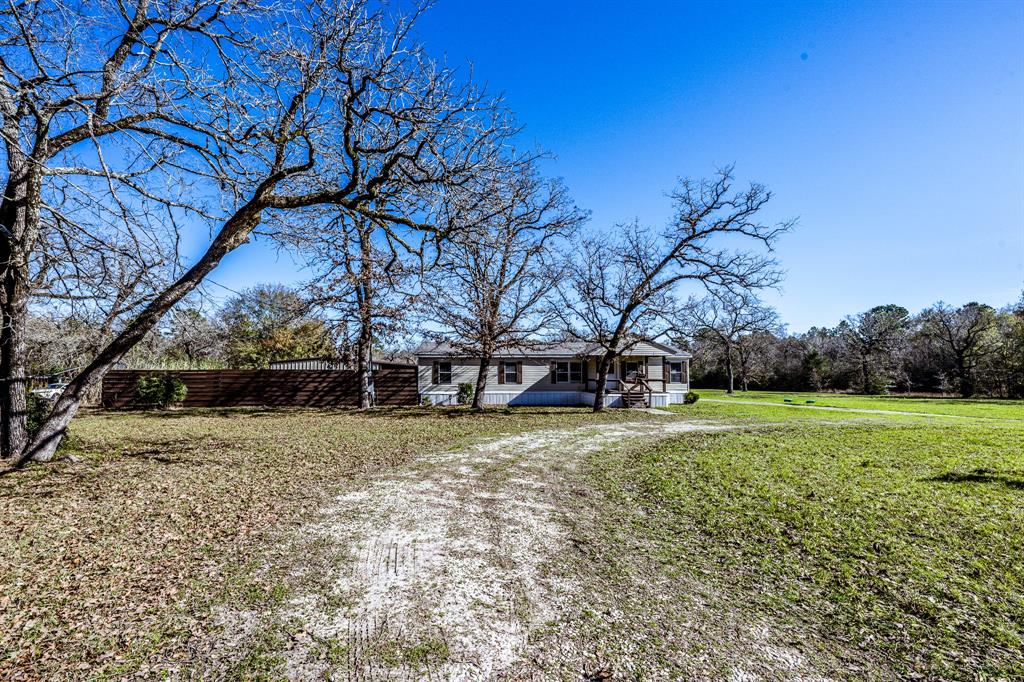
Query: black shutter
432,361,438,384
516,362,523,384
550,361,558,384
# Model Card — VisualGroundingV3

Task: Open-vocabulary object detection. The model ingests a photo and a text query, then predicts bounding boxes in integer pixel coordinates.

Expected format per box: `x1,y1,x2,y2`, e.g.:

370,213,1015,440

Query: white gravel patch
278,419,730,679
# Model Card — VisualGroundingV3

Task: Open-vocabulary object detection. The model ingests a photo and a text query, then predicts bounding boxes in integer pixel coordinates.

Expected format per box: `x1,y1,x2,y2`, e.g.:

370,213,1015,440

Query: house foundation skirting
422,389,686,407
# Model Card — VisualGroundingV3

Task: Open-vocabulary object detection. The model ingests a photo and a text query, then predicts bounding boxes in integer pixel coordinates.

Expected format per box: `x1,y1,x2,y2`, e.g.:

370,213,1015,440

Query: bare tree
838,304,910,394
918,301,997,397
736,331,783,391
0,0,249,459
418,162,584,409
557,168,792,411
682,289,782,393
292,212,417,408
9,1,516,466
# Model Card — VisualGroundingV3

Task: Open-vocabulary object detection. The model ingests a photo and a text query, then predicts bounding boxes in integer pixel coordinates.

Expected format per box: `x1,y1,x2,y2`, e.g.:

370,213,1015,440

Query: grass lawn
582,400,1024,679
2,399,1021,679
0,406,661,679
693,388,1024,420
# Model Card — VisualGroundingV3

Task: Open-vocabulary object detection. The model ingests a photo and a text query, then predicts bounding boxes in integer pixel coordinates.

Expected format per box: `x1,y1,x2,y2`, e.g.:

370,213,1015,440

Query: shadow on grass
104,406,297,419
926,468,1024,490
369,406,596,420
94,405,599,421
119,442,219,465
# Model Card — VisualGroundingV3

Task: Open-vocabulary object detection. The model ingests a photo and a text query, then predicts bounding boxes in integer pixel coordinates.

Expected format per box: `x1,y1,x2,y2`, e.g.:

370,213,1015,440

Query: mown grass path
696,389,1024,420
701,397,1024,421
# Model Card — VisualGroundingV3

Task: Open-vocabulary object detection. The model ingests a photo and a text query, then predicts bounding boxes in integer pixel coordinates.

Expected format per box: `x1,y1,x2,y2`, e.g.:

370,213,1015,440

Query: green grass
693,388,1024,420
592,403,1024,678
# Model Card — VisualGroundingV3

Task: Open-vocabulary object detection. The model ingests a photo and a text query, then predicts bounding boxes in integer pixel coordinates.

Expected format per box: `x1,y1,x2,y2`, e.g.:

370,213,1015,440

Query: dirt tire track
229,417,845,680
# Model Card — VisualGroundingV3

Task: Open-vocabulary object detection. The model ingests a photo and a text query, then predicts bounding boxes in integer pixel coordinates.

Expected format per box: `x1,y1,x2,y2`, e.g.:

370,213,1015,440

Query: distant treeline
31,287,1024,400
688,297,1024,398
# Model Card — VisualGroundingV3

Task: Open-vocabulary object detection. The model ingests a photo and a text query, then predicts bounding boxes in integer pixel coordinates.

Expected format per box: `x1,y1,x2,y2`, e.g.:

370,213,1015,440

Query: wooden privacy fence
101,366,418,409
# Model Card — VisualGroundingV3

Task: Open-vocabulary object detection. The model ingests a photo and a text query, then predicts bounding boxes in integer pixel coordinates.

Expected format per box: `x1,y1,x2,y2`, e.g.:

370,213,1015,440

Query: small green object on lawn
784,397,794,403
806,400,815,404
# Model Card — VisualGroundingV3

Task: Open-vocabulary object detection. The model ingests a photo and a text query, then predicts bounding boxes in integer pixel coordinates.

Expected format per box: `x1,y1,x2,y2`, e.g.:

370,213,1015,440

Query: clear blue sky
208,0,1024,332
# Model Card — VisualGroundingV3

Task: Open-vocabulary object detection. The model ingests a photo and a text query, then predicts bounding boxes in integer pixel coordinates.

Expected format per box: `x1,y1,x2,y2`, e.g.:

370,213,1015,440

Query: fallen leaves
0,406,653,678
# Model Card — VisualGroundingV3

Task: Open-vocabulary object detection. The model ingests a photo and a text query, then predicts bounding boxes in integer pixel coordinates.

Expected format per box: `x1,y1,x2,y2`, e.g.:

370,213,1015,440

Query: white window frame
554,361,583,384
502,362,519,385
437,362,452,384
669,361,684,384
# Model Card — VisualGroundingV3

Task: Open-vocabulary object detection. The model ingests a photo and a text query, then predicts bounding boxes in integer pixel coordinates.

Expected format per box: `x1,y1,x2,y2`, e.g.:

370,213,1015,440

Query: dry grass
0,406,651,680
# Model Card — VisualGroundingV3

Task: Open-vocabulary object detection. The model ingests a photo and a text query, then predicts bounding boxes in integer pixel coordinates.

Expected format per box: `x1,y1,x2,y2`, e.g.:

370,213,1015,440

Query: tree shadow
369,406,595,420
119,442,219,465
105,406,299,419
926,468,1024,491
93,405,602,421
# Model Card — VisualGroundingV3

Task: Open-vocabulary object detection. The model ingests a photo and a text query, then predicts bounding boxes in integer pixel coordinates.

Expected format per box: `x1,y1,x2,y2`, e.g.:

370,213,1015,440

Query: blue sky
208,0,1024,332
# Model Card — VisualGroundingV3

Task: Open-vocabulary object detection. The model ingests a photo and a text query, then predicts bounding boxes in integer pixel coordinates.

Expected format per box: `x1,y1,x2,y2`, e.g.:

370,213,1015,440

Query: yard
694,388,1024,419
1,399,1021,679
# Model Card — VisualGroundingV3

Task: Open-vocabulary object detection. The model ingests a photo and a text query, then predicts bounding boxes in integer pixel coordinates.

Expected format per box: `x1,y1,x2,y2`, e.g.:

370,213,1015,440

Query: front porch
580,390,675,408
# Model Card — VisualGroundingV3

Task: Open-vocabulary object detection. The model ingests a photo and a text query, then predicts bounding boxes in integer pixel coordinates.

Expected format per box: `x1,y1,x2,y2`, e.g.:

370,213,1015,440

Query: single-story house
415,340,691,408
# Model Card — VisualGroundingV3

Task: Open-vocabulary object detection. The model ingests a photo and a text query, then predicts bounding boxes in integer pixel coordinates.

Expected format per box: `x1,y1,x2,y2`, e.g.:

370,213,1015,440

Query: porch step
622,393,648,408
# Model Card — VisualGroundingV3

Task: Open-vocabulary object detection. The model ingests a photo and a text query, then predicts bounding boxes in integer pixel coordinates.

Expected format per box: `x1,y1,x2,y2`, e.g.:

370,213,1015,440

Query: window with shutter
437,362,452,384
502,361,519,385
569,361,583,383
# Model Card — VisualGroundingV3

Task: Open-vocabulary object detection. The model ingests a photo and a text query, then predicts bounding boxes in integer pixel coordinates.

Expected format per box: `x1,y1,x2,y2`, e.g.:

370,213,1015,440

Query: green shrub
683,391,700,405
135,374,188,409
457,382,475,405
26,394,50,439
421,395,432,406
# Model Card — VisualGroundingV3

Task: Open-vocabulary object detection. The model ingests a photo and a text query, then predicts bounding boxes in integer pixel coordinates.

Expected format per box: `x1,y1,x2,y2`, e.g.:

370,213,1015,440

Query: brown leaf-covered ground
0,407,659,680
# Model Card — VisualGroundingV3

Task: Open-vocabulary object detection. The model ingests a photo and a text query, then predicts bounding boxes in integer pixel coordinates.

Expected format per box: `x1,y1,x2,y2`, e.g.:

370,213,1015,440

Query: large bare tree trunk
13,206,263,466
592,352,615,412
356,225,375,409
0,275,29,460
955,352,974,398
357,324,373,410
1,166,40,460
472,354,490,410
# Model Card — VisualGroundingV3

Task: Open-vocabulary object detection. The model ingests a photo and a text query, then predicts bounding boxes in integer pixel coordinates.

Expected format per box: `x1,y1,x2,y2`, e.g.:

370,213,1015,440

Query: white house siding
419,357,589,405
665,358,691,402
419,355,690,407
